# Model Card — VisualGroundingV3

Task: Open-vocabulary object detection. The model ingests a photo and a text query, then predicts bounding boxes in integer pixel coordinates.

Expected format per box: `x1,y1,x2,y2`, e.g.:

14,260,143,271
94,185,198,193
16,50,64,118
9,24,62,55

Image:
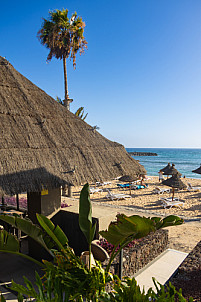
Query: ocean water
126,148,201,179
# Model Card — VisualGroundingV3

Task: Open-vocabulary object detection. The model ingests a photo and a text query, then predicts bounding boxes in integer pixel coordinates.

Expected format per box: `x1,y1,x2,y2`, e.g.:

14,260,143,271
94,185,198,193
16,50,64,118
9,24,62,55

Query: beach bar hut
0,56,146,255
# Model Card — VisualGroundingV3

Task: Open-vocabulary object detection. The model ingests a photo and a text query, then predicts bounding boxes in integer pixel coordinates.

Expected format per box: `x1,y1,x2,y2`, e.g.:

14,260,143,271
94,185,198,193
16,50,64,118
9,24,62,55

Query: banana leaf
100,214,183,247
0,215,52,254
151,215,184,229
0,229,19,251
36,214,68,251
79,183,96,245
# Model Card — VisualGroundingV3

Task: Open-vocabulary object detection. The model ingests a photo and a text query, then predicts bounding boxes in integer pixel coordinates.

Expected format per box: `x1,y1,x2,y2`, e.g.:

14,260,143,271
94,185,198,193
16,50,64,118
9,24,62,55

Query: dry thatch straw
0,57,146,195
162,173,186,190
160,163,171,174
163,164,181,176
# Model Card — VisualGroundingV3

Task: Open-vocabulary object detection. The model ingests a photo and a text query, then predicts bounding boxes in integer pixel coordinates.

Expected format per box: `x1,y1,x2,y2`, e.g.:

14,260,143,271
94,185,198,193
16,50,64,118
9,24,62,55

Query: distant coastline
128,151,158,156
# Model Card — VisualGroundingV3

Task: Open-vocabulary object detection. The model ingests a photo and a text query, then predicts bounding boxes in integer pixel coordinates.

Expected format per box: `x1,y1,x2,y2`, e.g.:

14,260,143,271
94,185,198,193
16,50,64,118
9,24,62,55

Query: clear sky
1,0,201,148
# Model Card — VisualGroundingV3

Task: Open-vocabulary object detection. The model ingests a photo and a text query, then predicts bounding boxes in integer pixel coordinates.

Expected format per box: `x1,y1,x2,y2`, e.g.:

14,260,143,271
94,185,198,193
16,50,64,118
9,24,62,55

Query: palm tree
38,9,87,110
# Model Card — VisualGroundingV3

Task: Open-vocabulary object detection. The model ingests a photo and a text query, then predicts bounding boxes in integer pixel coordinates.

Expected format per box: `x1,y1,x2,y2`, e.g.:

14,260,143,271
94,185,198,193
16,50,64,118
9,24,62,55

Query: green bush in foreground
0,183,192,301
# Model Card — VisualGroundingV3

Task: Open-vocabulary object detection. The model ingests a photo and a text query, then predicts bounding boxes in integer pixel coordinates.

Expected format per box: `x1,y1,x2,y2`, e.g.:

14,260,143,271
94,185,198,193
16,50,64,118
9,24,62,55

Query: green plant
100,212,183,274
79,183,96,270
0,183,192,301
99,276,193,301
75,107,88,121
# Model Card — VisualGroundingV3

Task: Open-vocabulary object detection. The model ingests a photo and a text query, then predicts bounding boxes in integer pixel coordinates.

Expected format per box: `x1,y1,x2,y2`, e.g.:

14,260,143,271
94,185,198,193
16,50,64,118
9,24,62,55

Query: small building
0,56,146,256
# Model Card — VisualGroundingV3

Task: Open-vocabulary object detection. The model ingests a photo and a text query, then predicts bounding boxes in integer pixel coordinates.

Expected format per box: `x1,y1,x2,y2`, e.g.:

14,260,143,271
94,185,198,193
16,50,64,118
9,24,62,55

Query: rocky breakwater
128,152,158,156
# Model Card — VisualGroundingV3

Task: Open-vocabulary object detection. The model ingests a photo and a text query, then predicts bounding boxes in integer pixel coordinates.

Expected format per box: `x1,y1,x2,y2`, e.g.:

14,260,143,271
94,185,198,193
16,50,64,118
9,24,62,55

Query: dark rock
128,152,158,156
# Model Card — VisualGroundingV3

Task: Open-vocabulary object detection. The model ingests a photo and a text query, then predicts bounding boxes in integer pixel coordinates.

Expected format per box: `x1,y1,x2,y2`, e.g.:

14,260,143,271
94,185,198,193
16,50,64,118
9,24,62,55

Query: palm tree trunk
63,57,70,110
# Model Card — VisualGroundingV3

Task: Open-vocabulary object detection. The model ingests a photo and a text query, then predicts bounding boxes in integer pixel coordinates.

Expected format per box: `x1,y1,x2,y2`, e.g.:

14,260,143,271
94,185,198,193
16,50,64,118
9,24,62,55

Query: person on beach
158,170,164,182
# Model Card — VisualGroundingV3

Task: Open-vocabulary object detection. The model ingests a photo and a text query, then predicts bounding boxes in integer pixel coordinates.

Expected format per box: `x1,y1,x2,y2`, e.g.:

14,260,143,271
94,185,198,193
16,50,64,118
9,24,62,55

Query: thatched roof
163,164,181,176
0,57,146,195
160,163,171,173
192,165,201,175
118,175,138,182
162,173,186,189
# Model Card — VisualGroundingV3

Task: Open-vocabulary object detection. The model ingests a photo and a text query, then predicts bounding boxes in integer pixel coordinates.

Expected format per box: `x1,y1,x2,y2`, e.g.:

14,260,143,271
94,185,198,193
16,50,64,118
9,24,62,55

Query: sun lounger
153,187,171,194
105,189,131,201
96,181,111,187
160,197,184,209
187,182,201,192
90,188,103,194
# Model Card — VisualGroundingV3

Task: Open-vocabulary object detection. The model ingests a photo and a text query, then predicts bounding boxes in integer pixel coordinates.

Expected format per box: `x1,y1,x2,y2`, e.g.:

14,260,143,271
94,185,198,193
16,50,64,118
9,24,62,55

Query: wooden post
68,184,72,197
16,194,19,210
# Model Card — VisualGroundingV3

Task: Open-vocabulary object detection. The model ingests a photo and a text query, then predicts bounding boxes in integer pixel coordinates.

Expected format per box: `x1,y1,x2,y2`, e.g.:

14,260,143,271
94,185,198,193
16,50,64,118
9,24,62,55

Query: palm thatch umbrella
192,165,201,175
163,164,181,177
160,163,171,174
118,175,138,195
0,56,146,198
162,173,186,201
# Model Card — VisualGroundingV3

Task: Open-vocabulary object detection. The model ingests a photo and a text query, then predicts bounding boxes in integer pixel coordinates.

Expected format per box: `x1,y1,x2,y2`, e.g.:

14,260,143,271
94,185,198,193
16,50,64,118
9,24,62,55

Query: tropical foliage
38,9,87,110
0,183,192,301
75,107,88,121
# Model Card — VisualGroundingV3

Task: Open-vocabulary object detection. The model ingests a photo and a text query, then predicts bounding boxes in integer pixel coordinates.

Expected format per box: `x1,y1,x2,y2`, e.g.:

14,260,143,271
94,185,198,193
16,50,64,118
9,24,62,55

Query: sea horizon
126,148,201,179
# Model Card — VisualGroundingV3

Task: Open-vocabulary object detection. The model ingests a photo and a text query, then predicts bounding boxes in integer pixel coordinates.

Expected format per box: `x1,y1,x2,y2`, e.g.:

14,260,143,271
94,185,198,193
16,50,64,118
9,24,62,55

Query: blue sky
1,0,201,148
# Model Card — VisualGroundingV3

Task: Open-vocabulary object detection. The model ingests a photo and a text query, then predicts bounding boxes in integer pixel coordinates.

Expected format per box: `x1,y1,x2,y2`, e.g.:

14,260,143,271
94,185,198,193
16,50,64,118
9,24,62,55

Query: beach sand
68,176,201,253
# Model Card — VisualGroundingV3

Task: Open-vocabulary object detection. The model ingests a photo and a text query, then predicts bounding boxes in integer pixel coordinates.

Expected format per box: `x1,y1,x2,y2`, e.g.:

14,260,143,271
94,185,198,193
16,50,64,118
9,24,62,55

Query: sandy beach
66,176,201,253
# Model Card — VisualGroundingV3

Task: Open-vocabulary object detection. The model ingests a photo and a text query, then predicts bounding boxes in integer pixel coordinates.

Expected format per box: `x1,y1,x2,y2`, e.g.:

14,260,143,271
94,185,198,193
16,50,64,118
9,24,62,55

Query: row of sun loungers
89,180,200,208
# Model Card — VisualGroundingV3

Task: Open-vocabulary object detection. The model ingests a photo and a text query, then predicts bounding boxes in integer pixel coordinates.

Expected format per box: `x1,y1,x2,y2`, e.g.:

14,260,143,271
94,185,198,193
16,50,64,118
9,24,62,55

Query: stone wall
169,240,201,301
103,229,168,277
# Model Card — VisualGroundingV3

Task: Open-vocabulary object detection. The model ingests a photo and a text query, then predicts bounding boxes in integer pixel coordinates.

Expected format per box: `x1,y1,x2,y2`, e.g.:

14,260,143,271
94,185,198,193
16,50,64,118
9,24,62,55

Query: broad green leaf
0,230,19,251
100,214,184,247
156,215,184,229
36,214,68,251
0,215,51,254
100,215,154,246
90,222,97,244
79,183,95,244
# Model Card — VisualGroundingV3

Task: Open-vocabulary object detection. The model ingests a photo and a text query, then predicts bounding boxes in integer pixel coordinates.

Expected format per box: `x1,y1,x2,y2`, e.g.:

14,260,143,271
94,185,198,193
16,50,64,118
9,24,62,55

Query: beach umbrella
118,175,138,195
162,172,186,201
160,163,171,174
192,165,201,175
163,164,181,177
